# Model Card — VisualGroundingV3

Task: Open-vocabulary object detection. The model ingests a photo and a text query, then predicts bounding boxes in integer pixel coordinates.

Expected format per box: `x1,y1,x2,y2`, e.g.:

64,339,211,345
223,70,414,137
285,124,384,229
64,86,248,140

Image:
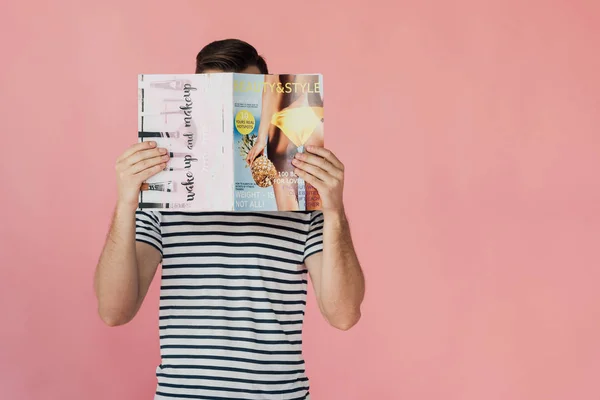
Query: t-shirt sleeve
304,211,324,262
135,210,163,255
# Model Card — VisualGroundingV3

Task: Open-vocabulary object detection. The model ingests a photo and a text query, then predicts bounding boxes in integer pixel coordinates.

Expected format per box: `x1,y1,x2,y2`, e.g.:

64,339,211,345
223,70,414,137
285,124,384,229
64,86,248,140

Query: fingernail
162,154,169,160
159,148,167,154
149,141,156,146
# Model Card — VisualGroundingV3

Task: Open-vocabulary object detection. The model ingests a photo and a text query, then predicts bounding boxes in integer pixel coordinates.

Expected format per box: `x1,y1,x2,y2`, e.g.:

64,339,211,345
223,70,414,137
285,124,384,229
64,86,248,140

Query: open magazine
137,73,324,212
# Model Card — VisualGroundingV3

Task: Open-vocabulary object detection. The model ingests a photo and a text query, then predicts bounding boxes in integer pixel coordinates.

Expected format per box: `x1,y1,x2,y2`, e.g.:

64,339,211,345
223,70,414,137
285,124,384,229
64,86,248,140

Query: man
94,38,365,400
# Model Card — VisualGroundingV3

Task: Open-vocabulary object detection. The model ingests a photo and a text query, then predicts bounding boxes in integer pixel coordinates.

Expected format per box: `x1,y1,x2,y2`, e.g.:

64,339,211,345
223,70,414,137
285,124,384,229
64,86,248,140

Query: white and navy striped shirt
135,211,324,400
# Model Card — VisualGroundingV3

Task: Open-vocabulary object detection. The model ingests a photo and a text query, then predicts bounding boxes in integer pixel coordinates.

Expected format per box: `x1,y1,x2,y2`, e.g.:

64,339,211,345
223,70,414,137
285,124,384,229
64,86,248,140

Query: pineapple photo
238,134,278,188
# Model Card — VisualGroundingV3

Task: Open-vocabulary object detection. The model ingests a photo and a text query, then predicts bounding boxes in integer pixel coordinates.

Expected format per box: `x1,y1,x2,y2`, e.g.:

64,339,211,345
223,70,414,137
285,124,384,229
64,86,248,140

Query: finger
125,147,168,167
305,146,344,170
117,141,157,163
292,158,331,182
294,168,325,191
295,152,342,179
128,153,170,174
136,162,167,182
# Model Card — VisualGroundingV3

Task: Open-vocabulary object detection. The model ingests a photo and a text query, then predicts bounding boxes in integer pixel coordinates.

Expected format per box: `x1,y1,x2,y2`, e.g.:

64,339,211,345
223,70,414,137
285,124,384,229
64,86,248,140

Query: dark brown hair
195,39,268,74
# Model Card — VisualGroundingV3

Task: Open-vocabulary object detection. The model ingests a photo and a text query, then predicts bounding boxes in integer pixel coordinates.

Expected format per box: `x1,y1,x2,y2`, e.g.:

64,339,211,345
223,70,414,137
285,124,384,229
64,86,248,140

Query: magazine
137,73,324,212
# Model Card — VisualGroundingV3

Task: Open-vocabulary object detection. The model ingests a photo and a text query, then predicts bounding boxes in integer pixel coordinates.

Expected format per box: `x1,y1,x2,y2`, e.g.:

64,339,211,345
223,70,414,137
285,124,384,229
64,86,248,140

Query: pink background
1,1,599,399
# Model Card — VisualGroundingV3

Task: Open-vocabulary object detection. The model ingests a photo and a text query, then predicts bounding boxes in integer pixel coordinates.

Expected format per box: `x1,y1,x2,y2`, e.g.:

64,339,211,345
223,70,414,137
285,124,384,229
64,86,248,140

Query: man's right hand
115,141,170,209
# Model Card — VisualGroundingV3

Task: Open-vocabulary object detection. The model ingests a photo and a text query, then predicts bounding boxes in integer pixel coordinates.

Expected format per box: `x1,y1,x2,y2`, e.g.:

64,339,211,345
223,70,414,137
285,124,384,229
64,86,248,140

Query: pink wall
1,1,599,399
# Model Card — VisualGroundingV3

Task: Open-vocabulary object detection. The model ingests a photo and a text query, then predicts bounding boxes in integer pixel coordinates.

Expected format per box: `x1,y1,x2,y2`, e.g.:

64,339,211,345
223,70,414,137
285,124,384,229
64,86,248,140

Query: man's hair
195,39,268,74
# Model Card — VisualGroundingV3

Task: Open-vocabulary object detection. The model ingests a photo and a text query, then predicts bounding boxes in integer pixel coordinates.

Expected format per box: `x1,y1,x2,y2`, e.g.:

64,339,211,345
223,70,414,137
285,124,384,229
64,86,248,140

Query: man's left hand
292,146,345,215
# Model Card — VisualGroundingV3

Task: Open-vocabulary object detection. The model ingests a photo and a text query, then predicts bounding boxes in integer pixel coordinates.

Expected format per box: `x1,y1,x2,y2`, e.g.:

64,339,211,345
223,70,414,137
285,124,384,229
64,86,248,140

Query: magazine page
137,74,234,211
233,73,324,212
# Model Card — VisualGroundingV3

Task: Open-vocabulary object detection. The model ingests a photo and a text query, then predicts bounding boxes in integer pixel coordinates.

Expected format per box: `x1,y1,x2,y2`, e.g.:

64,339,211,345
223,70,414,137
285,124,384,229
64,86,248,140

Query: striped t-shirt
135,211,324,400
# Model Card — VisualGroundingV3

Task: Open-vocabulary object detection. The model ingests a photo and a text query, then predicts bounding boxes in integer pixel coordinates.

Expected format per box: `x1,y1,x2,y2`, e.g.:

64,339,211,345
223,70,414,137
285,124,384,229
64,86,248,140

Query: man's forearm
94,203,140,326
318,210,365,329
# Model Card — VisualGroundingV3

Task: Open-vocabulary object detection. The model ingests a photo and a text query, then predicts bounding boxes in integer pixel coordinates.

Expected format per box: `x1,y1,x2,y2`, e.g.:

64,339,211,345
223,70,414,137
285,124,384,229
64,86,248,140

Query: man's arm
94,141,168,326
94,205,161,326
305,212,364,330
293,146,365,330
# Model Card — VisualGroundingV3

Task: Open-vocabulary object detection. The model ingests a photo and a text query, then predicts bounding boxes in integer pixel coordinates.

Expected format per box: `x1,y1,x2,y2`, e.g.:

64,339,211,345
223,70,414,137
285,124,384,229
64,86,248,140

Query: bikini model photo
246,74,325,211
